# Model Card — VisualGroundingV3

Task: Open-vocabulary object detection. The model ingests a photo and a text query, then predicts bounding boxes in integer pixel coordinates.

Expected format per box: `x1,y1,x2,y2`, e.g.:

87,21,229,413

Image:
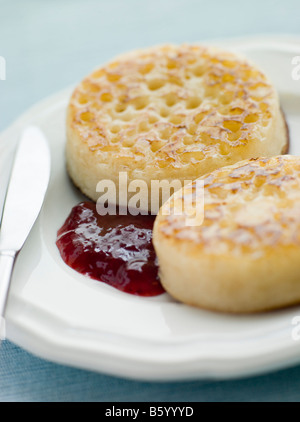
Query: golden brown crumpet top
66,44,288,206
153,156,300,313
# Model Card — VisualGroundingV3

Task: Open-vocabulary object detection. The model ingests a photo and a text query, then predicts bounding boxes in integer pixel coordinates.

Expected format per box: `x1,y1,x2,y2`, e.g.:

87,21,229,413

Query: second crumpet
66,44,289,210
153,155,300,313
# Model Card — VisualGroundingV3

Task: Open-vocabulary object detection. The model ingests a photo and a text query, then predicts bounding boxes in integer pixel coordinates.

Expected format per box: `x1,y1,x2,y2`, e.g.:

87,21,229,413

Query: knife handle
0,251,16,339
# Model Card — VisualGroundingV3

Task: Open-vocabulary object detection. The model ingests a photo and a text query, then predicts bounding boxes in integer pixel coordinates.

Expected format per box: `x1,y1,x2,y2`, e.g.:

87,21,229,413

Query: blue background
1,0,300,402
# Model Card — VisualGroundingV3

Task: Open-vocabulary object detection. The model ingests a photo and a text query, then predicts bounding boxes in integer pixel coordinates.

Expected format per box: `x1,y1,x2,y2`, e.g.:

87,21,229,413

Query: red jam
56,201,164,296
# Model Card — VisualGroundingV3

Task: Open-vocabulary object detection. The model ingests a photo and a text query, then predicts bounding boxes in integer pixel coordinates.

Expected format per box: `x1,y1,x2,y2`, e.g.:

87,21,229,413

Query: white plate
2,36,300,381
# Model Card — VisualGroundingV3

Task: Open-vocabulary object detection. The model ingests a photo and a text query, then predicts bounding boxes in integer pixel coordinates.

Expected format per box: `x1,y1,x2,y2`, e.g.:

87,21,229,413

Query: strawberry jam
56,201,164,296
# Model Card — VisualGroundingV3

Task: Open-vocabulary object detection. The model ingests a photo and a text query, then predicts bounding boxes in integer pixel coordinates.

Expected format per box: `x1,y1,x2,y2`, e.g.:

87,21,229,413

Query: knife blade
0,126,51,339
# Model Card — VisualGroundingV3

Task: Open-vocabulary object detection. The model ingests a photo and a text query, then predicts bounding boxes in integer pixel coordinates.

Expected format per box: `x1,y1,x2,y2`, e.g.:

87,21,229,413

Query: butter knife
0,126,51,339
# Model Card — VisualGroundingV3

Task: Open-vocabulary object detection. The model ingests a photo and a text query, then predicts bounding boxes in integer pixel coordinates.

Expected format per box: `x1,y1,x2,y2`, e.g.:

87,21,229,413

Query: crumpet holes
120,112,134,122
132,96,149,110
122,138,136,147
101,92,113,102
160,107,170,118
244,113,259,124
91,69,105,79
227,131,242,142
165,93,178,107
78,94,90,105
222,73,235,83
259,102,269,112
192,65,205,77
254,175,266,188
220,91,234,105
169,114,184,125
223,120,243,132
186,97,202,110
187,123,197,135
138,121,150,132
194,112,207,124
166,60,178,69
111,135,121,143
139,63,154,74
110,124,121,134
115,103,127,113
106,73,121,82
229,107,244,116
147,79,166,90
180,151,205,164
150,140,165,152
80,111,95,122
82,81,100,93
183,135,194,145
219,142,230,155
160,126,175,140
148,115,158,124
222,60,236,69
168,75,183,87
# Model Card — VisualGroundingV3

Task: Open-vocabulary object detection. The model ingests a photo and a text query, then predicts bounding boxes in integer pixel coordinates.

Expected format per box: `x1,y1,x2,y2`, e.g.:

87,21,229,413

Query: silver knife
0,126,51,340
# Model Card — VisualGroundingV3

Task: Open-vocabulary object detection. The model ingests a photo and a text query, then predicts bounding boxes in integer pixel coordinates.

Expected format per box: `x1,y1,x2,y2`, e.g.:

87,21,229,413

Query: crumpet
66,44,288,210
153,156,300,313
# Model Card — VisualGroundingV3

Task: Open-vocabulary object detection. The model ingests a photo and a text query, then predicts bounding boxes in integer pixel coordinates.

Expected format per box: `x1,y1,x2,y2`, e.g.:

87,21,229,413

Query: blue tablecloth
1,0,300,402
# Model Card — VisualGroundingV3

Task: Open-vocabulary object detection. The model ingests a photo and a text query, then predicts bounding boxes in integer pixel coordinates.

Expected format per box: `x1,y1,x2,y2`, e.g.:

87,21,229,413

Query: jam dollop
56,201,164,296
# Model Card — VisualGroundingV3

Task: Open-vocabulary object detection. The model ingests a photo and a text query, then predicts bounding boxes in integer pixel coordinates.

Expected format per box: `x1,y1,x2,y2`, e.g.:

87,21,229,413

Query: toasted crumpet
153,156,300,313
66,44,288,211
